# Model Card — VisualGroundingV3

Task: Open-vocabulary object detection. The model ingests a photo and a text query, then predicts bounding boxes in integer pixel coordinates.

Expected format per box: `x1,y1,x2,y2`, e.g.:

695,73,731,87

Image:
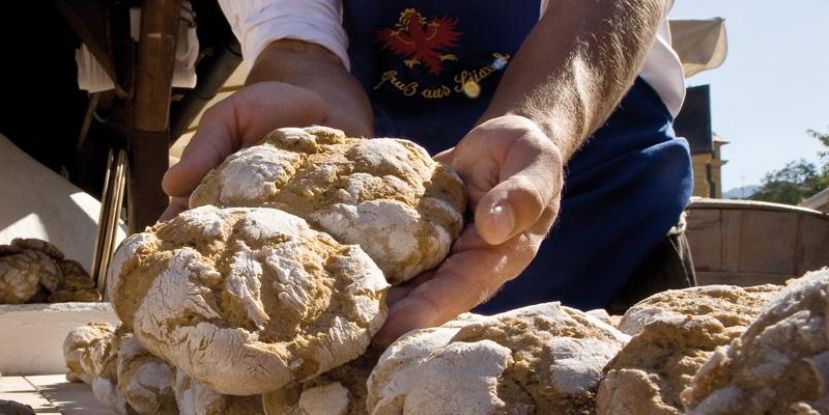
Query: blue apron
342,1,693,312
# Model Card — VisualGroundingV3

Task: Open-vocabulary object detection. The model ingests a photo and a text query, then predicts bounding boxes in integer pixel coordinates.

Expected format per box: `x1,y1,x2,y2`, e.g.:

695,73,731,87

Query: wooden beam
127,0,182,232
132,0,181,132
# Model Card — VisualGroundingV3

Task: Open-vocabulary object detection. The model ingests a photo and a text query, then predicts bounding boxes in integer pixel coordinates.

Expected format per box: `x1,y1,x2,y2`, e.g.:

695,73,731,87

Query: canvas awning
669,18,728,78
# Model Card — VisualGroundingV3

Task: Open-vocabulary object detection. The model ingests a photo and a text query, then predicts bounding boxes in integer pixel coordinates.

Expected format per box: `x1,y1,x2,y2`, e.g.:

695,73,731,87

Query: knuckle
510,175,547,209
441,259,497,308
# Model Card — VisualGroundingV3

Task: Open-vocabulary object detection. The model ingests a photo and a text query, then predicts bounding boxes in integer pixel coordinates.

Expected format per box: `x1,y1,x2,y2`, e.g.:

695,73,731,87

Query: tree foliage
750,128,829,205
808,128,829,174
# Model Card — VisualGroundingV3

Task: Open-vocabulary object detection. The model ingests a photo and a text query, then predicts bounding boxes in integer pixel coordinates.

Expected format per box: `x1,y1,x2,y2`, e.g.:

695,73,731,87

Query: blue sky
670,0,829,191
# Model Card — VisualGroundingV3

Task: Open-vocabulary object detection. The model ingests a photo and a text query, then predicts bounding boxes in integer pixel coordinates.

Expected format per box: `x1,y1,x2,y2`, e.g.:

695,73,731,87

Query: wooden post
127,0,181,233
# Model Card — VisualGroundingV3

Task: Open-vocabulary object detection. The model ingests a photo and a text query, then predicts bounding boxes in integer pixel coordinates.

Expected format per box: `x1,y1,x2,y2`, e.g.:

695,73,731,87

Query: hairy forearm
247,39,374,136
481,0,668,161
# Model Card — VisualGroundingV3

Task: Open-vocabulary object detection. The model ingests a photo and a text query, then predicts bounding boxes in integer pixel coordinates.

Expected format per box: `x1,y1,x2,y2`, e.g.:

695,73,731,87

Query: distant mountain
722,185,760,199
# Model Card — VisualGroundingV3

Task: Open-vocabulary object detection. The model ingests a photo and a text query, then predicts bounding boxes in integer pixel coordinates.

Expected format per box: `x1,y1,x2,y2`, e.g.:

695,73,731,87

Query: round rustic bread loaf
1,238,100,304
108,206,389,395
0,250,51,304
682,269,829,414
64,324,177,415
63,323,131,414
174,370,264,415
189,126,466,284
368,303,628,415
116,335,178,415
64,322,118,384
598,284,781,415
262,351,379,415
367,314,485,415
617,284,781,336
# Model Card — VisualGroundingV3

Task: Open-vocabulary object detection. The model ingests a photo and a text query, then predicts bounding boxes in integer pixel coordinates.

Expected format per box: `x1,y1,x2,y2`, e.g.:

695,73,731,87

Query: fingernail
488,201,515,243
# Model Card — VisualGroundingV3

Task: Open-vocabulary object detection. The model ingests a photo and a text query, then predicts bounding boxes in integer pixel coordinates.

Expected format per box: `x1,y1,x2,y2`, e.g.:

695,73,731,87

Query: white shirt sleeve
217,0,350,70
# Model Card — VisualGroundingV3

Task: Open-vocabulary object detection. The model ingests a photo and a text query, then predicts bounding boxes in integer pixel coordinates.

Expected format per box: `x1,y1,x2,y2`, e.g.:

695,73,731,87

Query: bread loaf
262,352,379,415
108,206,389,395
189,126,466,284
682,269,829,414
174,370,264,415
598,285,780,415
368,303,628,414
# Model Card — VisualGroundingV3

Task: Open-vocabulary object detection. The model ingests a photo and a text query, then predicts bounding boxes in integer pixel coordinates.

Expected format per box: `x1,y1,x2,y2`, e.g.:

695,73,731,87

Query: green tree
750,128,829,205
808,127,829,174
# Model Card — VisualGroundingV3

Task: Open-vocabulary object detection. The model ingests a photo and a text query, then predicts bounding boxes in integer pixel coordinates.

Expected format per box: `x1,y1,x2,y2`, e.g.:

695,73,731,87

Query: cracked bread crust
117,335,178,415
368,304,628,415
262,351,379,415
174,370,264,415
64,322,118,384
367,314,486,415
0,249,56,304
107,206,389,395
618,284,781,337
598,316,732,415
64,324,177,415
63,323,131,414
682,269,829,415
189,126,466,284
598,284,781,415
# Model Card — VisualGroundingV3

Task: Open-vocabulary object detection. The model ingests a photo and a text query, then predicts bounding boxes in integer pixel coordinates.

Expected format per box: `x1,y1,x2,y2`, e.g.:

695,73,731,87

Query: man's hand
371,0,669,347
160,82,361,220
161,39,373,221
373,115,563,347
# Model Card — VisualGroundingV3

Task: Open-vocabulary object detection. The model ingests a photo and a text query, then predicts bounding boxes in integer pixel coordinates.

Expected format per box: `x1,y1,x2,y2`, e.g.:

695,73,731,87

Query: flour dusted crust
617,284,781,337
682,269,829,414
108,206,389,395
189,126,466,284
64,324,176,415
63,323,131,414
117,335,178,415
0,246,64,303
0,238,99,304
367,315,485,415
262,351,379,415
174,370,264,415
598,284,781,415
368,303,628,415
64,322,118,384
598,317,732,415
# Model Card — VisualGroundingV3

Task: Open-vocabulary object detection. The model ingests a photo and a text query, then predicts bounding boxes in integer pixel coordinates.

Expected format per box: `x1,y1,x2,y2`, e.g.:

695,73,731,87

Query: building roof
800,188,829,213
674,85,713,155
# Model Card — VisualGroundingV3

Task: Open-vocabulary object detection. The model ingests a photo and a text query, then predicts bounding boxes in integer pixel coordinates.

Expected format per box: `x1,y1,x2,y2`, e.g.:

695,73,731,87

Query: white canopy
670,18,728,78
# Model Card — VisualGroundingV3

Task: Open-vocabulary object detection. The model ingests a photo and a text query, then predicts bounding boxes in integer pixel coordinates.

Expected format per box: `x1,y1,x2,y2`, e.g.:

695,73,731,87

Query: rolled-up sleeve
218,0,349,70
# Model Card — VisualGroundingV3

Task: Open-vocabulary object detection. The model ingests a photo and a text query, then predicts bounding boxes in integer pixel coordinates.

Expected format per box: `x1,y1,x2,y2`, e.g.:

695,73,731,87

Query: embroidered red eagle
377,8,462,76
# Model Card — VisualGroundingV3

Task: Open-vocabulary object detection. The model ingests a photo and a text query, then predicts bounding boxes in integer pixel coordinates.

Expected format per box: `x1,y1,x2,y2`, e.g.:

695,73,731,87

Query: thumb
474,131,563,245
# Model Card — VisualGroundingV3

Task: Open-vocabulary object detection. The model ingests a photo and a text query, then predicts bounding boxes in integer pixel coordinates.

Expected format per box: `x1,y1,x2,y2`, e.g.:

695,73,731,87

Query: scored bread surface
107,206,389,395
189,126,466,284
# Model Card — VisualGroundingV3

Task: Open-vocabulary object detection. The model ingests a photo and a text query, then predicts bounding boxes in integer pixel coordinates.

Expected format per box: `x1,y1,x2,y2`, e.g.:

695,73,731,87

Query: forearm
481,0,668,161
247,39,374,136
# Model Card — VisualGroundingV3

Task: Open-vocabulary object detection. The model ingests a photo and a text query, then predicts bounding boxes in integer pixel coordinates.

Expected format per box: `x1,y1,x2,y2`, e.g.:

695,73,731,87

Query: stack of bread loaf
64,126,829,414
0,237,99,304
